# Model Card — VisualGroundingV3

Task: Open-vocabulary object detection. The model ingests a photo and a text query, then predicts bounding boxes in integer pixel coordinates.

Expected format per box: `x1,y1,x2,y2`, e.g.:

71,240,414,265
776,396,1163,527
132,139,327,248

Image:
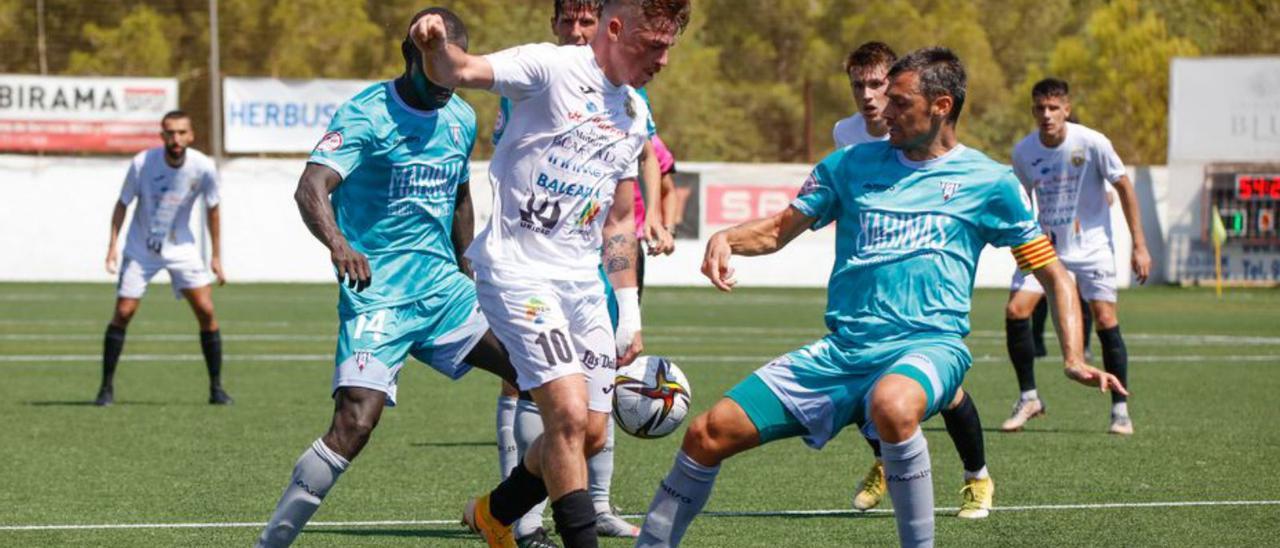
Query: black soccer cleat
94,386,114,407
209,386,234,405
517,527,560,548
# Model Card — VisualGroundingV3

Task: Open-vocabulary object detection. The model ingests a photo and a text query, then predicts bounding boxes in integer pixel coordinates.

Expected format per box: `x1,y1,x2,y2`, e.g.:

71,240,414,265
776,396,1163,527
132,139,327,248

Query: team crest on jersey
1071,147,1086,167
493,109,507,135
624,95,636,119
798,173,820,197
315,130,343,152
449,123,463,146
939,181,961,202
355,350,371,371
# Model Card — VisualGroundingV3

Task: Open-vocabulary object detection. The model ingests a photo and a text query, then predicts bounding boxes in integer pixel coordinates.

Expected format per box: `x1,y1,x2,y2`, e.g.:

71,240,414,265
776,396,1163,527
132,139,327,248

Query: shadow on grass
921,426,1099,435
409,441,493,448
701,510,895,520
24,400,175,407
309,528,473,540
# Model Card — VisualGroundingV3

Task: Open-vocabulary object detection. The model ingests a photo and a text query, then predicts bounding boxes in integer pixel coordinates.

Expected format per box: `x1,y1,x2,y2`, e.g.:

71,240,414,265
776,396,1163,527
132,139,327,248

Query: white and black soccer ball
613,356,692,439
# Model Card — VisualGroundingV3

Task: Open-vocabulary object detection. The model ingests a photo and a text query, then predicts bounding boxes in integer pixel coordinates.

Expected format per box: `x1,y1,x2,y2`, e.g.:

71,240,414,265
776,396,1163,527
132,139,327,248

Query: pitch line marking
2,500,1278,532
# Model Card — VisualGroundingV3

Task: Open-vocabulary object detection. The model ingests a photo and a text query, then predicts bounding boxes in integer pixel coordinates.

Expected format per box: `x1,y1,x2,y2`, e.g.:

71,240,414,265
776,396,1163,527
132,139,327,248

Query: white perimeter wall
0,154,1161,288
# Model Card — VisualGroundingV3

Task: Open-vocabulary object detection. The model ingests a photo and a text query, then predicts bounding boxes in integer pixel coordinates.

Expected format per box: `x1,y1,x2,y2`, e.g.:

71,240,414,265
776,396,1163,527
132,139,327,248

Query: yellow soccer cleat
462,494,517,548
852,459,886,511
957,477,994,519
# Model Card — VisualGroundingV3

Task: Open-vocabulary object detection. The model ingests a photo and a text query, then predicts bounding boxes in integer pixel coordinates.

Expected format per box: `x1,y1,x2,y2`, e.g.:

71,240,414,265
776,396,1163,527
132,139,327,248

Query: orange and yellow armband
1012,234,1057,272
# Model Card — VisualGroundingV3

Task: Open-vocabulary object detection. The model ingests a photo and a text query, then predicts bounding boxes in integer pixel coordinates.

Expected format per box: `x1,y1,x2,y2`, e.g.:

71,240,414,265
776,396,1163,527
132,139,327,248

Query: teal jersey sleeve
791,150,844,230
980,171,1042,249
637,87,657,137
309,101,375,180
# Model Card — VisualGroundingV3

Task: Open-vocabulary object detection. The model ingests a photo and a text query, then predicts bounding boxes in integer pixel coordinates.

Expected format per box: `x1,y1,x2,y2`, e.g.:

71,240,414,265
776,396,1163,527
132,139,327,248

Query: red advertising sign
0,75,178,153
705,184,801,226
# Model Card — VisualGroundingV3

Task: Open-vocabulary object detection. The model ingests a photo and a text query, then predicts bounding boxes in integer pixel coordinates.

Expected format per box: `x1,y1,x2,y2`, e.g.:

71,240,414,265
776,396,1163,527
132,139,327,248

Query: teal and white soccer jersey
737,141,1045,447
309,82,485,405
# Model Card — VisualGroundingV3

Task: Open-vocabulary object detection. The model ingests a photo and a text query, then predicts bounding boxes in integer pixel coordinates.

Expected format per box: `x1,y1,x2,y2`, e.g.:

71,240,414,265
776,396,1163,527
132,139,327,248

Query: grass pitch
1,283,1278,546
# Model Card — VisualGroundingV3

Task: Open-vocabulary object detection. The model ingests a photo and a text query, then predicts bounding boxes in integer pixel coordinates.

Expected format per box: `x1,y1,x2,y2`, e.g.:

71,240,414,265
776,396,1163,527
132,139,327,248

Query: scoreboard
1204,164,1280,244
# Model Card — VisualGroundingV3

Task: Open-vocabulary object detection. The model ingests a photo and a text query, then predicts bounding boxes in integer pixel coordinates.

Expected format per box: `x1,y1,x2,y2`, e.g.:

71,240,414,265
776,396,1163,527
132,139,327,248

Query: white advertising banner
222,77,374,153
1168,57,1280,162
0,74,177,153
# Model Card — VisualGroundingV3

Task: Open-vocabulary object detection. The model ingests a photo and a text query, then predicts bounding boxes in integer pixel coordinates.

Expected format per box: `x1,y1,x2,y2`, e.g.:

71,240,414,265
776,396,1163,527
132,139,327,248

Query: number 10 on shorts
535,329,572,365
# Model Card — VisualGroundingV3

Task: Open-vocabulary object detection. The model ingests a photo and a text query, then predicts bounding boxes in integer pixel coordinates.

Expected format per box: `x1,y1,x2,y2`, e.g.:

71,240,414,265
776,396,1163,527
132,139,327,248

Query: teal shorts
333,284,487,406
726,335,971,448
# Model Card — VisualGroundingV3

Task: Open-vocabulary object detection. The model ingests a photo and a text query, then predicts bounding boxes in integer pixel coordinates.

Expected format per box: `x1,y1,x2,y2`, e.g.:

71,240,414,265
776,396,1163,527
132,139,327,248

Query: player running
636,47,1126,548
413,1,690,545
98,110,230,407
833,40,994,519
255,9,519,547
1001,78,1152,436
487,1,655,545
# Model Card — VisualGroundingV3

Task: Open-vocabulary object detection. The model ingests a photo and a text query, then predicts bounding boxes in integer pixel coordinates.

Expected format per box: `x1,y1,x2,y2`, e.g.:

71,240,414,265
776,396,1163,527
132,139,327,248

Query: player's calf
870,376,934,547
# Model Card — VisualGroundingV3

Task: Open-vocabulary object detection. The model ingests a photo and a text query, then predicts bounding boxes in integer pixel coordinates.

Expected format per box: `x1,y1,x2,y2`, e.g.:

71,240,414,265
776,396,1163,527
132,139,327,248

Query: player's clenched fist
410,13,448,52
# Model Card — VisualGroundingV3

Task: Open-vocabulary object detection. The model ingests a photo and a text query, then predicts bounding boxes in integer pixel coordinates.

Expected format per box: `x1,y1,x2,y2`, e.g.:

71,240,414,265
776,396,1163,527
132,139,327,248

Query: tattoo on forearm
604,233,634,274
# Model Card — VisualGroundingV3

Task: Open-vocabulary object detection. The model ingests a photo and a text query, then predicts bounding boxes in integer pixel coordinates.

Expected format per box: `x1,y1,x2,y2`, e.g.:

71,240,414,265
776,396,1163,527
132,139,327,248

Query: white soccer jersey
831,112,888,149
468,43,650,281
1011,122,1126,260
118,147,220,261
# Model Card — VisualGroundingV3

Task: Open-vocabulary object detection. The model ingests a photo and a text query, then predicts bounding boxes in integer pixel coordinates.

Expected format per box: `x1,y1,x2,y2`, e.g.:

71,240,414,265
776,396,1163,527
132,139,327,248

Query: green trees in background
0,0,1275,164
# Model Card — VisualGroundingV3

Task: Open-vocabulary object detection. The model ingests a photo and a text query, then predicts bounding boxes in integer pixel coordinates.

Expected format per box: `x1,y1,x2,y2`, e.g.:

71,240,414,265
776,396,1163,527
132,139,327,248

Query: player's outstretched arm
1033,261,1129,396
640,140,673,255
105,201,127,274
451,181,475,278
207,205,226,286
411,14,493,90
1112,175,1152,284
295,163,370,292
701,206,814,292
604,179,643,365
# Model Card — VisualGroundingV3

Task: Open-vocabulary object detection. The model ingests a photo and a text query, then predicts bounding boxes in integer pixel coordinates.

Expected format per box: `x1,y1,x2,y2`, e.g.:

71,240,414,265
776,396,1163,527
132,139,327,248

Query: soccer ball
613,356,692,439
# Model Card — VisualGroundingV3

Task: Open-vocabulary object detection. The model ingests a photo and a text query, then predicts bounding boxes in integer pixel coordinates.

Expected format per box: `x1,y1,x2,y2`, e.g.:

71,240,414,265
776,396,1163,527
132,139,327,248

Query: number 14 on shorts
353,310,388,343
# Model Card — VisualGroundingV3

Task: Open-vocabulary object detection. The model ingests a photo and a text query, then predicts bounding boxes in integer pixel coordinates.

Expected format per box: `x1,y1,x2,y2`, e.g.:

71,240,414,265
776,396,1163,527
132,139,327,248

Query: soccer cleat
595,511,639,538
209,386,234,405
1000,398,1045,432
852,459,886,511
956,477,994,519
1108,414,1134,436
463,494,517,548
94,386,114,407
516,527,559,548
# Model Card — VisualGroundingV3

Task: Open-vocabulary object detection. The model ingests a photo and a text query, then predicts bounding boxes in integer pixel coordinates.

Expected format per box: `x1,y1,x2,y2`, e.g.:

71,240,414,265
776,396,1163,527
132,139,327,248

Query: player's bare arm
412,14,494,89
105,201,127,274
660,167,678,254
640,140,673,255
295,163,371,291
701,206,815,292
452,181,475,278
1111,175,1152,284
1032,261,1128,395
207,204,226,286
605,179,644,365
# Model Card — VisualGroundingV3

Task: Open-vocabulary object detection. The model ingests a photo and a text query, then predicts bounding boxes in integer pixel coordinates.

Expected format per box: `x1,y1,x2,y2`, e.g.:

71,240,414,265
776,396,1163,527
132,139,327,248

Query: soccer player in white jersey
635,47,1124,548
1001,78,1152,436
488,1,651,545
833,41,995,520
413,1,690,546
97,110,230,407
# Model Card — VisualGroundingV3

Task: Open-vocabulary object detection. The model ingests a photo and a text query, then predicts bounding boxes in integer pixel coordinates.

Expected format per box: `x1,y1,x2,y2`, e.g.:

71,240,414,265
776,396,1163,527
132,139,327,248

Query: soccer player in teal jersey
256,9,519,547
637,48,1127,548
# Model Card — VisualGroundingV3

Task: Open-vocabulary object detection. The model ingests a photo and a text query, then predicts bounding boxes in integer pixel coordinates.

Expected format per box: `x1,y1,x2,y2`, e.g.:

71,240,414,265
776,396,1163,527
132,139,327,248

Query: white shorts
117,253,213,299
1010,252,1117,303
475,265,616,413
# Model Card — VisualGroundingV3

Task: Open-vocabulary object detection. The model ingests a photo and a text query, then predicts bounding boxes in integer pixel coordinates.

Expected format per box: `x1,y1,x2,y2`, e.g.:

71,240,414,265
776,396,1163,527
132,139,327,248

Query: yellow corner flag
1211,206,1228,297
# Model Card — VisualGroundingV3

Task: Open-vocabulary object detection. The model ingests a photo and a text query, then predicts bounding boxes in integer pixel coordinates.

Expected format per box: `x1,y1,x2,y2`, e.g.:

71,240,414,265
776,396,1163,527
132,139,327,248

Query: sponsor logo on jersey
523,297,551,324
519,195,563,235
315,130,343,152
855,211,950,252
574,199,603,228
586,101,599,114
581,349,616,371
578,85,597,95
939,181,961,202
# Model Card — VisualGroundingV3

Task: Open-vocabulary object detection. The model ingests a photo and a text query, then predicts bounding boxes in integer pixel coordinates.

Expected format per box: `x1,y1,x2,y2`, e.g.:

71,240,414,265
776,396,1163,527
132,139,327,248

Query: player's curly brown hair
604,0,692,34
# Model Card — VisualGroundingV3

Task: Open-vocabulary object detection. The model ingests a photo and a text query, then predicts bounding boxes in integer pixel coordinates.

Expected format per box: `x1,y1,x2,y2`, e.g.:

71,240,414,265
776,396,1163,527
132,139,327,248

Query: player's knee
544,405,588,444
584,423,608,456
681,410,741,465
1093,308,1118,329
870,387,923,443
1005,300,1032,320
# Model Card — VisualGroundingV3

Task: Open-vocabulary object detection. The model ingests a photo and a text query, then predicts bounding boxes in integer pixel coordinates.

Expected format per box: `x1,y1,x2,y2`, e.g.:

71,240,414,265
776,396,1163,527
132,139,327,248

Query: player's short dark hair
554,0,604,20
160,110,190,125
402,7,468,73
889,47,967,124
843,41,897,74
1032,78,1070,101
602,0,691,34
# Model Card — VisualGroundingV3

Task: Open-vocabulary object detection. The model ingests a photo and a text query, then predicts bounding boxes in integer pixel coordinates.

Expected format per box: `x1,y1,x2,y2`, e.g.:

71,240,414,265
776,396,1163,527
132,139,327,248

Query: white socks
497,395,519,477
636,450,720,547
882,429,935,548
1020,389,1039,402
256,439,349,548
589,414,617,515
